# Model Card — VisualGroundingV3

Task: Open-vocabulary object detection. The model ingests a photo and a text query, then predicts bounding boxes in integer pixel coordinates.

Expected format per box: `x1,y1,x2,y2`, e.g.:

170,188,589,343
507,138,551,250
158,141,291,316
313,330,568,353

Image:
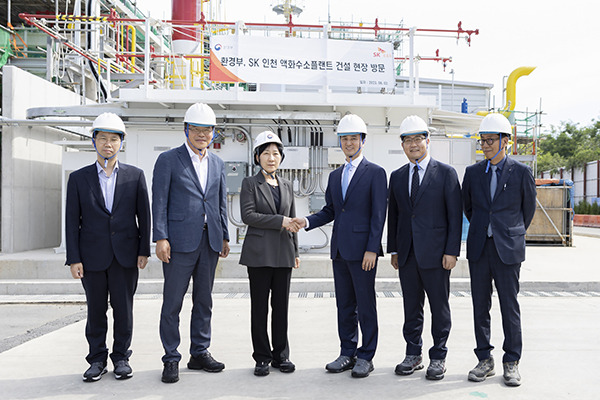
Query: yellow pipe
477,66,536,117
128,25,136,73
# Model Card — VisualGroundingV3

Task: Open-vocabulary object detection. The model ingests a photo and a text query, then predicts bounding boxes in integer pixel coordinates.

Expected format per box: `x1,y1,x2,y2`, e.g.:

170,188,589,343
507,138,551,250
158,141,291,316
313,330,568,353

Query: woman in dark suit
240,131,300,376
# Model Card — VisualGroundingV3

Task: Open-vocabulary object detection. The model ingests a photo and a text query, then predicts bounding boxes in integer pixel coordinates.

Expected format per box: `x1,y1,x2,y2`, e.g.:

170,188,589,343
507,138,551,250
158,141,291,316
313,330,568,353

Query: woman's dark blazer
239,172,299,268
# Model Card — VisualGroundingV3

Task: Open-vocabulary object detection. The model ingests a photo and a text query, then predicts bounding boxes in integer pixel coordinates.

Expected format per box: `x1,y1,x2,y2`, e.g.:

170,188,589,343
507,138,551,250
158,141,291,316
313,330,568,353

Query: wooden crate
526,186,573,246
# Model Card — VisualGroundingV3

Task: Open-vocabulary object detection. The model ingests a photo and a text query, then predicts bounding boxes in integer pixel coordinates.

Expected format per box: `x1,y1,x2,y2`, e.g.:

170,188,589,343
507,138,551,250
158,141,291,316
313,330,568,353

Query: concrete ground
0,227,599,399
1,296,598,399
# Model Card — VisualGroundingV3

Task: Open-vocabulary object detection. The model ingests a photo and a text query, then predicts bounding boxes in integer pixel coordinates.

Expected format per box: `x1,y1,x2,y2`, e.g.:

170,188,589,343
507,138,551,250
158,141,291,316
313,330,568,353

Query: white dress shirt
185,141,209,193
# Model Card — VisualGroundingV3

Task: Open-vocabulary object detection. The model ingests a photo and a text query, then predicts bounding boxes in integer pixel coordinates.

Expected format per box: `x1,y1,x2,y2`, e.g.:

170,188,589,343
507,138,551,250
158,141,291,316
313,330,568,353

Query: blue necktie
342,163,352,200
488,165,498,237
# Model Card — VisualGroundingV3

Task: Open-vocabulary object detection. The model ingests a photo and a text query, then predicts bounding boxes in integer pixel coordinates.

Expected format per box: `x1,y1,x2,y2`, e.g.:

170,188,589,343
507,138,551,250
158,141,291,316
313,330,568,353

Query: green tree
537,118,600,174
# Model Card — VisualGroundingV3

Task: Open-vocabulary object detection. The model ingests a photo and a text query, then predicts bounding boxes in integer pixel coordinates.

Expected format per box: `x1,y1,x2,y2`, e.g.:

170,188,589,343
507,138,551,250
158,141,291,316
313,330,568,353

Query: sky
139,0,600,133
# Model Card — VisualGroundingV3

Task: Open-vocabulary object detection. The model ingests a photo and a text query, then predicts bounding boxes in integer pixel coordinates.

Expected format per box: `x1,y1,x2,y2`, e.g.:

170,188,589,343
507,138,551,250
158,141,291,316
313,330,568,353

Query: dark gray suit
239,172,298,268
239,172,298,363
152,144,229,363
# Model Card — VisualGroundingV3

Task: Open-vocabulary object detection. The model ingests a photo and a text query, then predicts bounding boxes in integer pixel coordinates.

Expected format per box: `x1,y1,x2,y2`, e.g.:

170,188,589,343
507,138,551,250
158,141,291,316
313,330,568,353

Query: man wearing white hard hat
152,103,230,383
66,112,151,382
239,131,300,377
293,113,387,378
462,113,536,386
387,115,462,380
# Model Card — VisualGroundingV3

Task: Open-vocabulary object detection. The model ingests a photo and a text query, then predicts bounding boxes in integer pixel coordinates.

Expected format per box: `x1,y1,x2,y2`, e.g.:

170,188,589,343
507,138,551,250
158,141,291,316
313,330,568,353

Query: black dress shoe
254,361,270,376
83,362,107,382
187,351,225,372
161,361,179,383
272,358,295,373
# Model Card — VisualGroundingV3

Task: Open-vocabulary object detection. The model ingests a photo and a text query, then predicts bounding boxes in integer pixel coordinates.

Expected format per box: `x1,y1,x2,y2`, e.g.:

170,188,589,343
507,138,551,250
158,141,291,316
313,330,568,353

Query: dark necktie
487,165,498,237
411,165,420,206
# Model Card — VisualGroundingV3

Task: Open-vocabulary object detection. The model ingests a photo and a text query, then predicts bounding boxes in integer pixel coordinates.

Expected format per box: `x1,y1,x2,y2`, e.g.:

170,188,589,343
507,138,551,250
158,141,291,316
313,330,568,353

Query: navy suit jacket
387,158,463,269
462,157,536,265
65,163,151,271
152,144,229,253
307,158,387,261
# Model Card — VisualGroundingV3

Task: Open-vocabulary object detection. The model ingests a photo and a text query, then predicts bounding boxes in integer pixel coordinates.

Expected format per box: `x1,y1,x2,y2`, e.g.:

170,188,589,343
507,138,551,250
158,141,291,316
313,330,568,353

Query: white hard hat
337,114,367,136
253,130,284,165
184,103,217,127
399,115,429,137
253,130,283,152
91,112,126,137
479,113,512,136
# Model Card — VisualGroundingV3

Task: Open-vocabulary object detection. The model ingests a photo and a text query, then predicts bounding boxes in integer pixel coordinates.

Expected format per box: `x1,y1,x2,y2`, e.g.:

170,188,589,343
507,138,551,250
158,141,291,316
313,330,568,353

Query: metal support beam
26,105,341,121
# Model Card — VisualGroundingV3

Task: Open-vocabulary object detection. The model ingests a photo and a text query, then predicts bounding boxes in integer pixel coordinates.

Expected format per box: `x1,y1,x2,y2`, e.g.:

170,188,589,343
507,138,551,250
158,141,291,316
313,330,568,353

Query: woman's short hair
254,142,285,165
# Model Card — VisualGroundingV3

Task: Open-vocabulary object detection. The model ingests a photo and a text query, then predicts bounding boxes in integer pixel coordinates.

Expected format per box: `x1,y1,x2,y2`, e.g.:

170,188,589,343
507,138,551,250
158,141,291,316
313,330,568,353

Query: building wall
1,66,82,253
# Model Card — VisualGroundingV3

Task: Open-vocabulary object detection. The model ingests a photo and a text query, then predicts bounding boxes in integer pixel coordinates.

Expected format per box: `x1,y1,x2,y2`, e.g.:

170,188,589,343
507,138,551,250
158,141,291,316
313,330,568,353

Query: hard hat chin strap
92,138,122,169
414,140,429,170
485,143,505,173
185,125,216,158
415,153,426,170
339,137,365,161
260,167,276,180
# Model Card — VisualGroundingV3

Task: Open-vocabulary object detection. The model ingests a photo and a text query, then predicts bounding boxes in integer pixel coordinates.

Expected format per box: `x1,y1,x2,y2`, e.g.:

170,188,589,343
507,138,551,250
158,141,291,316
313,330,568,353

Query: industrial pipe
172,0,198,54
477,66,536,117
19,13,478,40
503,66,536,115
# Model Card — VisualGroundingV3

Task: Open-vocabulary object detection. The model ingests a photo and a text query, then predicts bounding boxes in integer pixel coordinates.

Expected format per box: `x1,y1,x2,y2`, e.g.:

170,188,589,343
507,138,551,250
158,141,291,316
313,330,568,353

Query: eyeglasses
188,126,213,136
95,136,121,144
402,136,426,144
477,137,500,146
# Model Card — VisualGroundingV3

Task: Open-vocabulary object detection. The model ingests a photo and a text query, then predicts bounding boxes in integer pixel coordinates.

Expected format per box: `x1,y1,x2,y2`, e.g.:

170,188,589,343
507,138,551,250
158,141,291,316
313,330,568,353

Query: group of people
65,103,536,388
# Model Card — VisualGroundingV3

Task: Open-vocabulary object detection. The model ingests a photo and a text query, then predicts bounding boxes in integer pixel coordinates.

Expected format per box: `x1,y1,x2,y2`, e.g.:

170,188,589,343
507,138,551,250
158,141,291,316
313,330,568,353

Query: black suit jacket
239,172,298,268
387,158,463,268
462,157,536,265
65,162,151,271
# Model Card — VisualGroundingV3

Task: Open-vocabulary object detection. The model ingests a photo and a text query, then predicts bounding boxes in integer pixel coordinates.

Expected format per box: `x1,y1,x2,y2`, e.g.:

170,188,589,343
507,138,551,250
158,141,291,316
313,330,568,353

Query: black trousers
469,236,522,363
398,248,451,360
81,257,139,365
247,267,292,363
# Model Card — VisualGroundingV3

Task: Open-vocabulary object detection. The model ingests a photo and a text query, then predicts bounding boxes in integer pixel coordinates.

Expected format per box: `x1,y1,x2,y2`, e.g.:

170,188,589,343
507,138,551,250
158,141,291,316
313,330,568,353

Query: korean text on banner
210,35,395,90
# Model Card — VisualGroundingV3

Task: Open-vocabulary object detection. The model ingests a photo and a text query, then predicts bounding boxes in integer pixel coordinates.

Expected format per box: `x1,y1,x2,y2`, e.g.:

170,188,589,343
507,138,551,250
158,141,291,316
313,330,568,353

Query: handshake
282,217,306,233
